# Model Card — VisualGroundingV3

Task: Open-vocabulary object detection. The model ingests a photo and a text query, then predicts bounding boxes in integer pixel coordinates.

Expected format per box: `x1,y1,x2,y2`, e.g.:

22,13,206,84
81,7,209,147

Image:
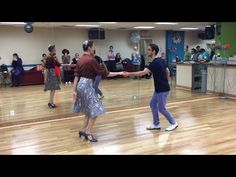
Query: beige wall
0,26,87,65
185,31,215,50
90,30,133,61
0,26,209,67
151,30,166,57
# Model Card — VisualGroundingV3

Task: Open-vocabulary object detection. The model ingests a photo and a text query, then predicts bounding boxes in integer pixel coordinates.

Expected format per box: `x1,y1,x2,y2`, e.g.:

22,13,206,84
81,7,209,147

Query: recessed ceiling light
180,27,199,30
0,22,26,25
134,26,155,29
99,22,117,24
155,22,178,25
75,24,100,27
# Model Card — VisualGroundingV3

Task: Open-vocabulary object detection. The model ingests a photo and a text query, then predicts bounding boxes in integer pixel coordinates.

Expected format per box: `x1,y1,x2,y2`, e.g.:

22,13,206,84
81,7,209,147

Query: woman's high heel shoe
85,133,98,142
51,103,56,108
48,103,53,108
48,103,56,108
78,131,86,138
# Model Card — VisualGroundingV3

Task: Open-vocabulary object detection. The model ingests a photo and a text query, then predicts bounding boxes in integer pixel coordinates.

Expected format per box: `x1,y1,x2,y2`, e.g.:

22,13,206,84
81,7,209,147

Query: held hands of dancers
120,71,129,77
114,71,129,77
108,71,129,77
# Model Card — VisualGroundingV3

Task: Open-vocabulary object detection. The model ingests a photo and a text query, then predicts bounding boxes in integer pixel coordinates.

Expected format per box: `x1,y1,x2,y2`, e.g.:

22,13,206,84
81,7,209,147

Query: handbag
12,68,20,77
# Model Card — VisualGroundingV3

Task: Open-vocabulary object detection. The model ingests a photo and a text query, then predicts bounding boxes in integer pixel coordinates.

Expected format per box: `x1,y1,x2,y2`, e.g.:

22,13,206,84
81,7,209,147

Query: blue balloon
24,23,33,33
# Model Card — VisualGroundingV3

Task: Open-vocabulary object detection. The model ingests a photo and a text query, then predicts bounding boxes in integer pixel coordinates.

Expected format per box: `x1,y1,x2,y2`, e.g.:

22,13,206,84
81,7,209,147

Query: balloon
225,44,231,49
24,23,33,33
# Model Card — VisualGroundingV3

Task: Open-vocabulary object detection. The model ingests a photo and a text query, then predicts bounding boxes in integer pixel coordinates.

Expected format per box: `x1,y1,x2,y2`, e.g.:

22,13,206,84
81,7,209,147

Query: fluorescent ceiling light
75,24,100,27
99,22,117,24
155,22,178,25
0,22,26,25
180,27,199,30
134,26,154,29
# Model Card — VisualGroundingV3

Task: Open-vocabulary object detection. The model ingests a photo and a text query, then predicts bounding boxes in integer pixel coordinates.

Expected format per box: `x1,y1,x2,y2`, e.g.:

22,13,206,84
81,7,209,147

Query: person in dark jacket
61,49,71,85
11,53,24,87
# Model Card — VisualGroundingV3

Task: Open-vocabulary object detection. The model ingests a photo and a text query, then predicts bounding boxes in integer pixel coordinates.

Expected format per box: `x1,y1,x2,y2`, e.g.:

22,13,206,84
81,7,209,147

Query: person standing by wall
210,44,216,60
190,48,197,61
196,45,201,60
184,45,190,61
107,45,116,72
62,49,71,85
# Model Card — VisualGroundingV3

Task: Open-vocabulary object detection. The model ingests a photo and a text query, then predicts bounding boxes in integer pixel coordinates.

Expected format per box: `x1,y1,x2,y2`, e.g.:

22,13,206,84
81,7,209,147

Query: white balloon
130,32,140,43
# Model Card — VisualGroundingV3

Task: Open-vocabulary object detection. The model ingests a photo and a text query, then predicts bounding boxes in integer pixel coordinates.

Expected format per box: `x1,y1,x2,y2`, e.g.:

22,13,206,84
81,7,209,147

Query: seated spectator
115,53,123,71
11,53,24,87
121,58,132,66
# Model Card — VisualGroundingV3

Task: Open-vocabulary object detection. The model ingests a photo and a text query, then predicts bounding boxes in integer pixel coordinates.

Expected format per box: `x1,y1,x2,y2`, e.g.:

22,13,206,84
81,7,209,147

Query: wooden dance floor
0,78,207,126
0,96,235,154
1,78,236,154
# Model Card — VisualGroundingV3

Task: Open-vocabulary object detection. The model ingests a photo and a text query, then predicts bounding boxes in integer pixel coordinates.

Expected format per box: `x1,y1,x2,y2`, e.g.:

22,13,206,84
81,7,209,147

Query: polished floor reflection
0,96,235,154
0,77,208,125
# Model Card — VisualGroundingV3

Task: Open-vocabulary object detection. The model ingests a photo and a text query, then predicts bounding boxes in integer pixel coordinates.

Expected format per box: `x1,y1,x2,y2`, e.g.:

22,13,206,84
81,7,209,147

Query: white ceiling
0,22,216,31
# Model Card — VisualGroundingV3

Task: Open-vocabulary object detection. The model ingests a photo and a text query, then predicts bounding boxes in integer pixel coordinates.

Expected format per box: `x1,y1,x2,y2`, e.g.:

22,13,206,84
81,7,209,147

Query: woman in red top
44,45,61,108
72,40,124,142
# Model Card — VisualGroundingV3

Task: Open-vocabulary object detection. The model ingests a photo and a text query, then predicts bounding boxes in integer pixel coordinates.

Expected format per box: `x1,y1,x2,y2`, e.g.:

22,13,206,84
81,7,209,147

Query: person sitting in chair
115,53,123,71
11,53,24,87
